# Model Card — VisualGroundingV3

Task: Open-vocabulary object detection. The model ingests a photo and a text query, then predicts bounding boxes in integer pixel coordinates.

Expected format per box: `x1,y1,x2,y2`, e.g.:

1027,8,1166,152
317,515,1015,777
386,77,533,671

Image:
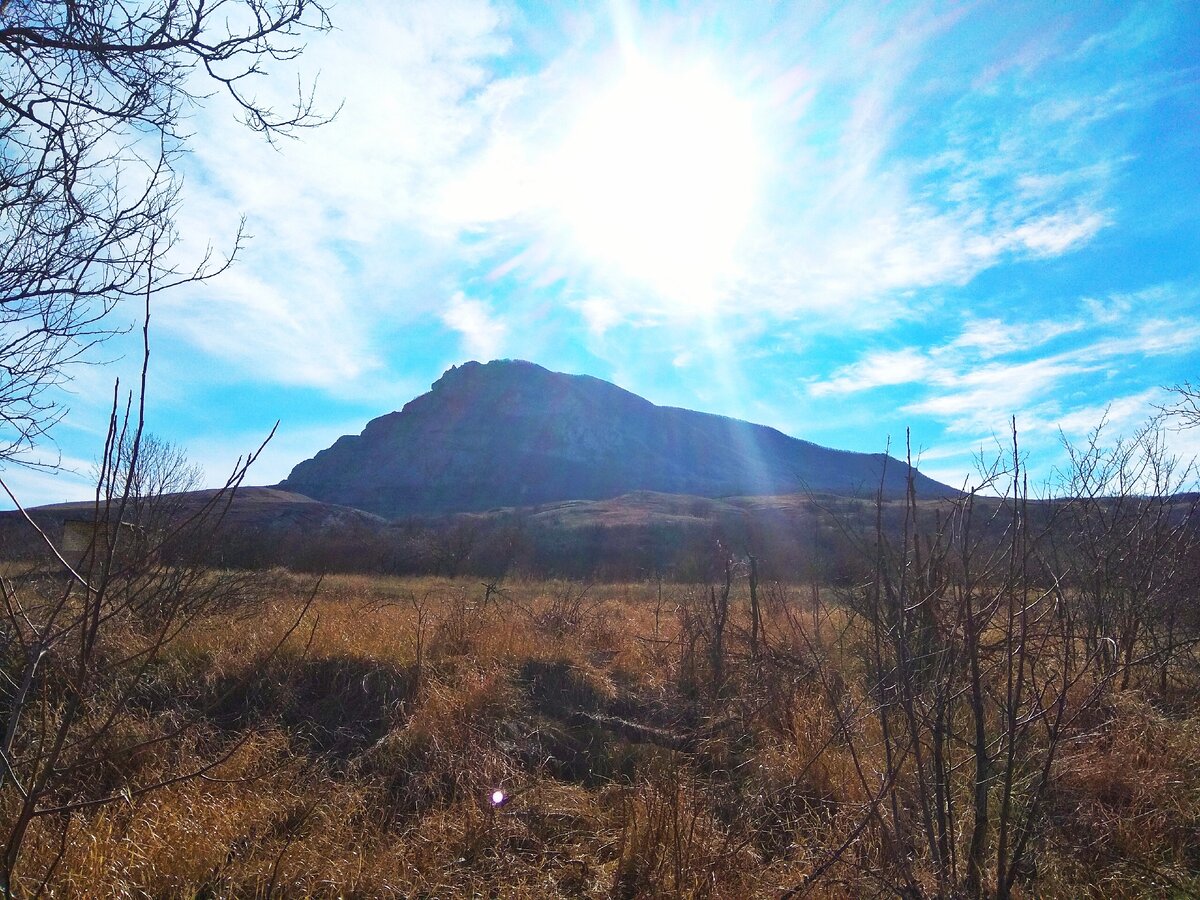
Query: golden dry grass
5,575,1199,898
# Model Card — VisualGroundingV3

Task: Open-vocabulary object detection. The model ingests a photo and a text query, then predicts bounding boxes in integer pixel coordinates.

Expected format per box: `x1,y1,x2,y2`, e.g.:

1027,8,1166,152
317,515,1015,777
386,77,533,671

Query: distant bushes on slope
199,503,873,584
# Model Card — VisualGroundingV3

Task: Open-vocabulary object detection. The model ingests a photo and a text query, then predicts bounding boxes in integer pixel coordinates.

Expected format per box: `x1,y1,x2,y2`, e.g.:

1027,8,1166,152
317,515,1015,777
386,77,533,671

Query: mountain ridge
280,359,955,518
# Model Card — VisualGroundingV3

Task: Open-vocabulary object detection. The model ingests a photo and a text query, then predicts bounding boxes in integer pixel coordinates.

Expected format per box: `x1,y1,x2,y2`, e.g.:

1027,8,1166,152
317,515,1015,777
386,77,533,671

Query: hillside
281,359,955,518
0,487,386,564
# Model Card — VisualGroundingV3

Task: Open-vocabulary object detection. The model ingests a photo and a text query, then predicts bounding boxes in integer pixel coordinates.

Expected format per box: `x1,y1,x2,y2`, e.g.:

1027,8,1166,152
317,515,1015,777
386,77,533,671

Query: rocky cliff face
280,359,954,517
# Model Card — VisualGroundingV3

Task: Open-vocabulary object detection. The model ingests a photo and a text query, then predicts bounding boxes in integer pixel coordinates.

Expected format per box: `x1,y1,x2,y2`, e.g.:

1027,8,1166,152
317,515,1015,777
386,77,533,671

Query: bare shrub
0,398,314,895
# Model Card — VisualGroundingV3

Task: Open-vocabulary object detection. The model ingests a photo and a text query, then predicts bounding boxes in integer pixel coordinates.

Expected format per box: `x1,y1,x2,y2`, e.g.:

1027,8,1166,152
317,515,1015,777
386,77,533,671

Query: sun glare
549,57,762,303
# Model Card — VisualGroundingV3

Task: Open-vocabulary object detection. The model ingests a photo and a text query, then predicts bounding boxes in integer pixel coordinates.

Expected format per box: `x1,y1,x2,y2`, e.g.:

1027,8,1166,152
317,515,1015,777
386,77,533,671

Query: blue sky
5,0,1200,507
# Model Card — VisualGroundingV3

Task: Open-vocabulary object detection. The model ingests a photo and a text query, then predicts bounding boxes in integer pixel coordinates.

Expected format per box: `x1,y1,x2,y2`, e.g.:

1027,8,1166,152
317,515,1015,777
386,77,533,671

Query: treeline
0,492,874,582
202,503,869,583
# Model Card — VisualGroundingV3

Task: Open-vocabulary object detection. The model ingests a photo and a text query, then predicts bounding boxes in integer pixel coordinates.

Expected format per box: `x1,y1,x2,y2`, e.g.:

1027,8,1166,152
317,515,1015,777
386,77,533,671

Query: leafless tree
0,362,317,895
781,428,1110,899
0,0,333,461
1048,419,1200,690
1160,381,1200,430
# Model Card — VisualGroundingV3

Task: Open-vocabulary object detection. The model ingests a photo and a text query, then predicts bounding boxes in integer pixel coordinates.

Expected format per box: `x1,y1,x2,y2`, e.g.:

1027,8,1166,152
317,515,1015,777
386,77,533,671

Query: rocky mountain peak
280,359,954,518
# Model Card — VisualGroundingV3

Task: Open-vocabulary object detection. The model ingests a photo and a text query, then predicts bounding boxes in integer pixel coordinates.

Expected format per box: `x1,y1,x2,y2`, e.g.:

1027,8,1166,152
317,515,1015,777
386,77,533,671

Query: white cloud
159,268,374,388
441,293,508,360
164,0,511,387
901,355,1096,432
810,348,935,396
575,297,623,338
948,316,1083,359
1011,209,1108,256
1052,389,1162,438
137,0,1152,389
811,287,1200,436
1088,318,1200,358
0,454,101,509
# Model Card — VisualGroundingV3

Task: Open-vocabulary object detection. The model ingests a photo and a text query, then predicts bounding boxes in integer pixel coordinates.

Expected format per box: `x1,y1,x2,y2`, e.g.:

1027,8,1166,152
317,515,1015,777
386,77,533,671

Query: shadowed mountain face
280,360,955,518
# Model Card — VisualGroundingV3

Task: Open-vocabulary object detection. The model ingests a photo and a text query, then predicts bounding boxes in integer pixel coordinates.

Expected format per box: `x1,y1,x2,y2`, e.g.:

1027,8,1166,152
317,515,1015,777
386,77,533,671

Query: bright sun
548,57,762,302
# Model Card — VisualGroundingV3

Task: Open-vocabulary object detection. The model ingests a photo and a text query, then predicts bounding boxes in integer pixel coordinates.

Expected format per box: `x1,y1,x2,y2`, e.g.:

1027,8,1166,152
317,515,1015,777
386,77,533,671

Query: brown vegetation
2,552,1199,897
3,420,1200,897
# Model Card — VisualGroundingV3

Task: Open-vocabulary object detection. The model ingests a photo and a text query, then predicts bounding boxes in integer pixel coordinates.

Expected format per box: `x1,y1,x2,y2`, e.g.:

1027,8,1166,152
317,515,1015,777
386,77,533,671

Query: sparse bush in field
770,422,1200,900
0,406,317,896
516,579,606,638
1045,421,1200,692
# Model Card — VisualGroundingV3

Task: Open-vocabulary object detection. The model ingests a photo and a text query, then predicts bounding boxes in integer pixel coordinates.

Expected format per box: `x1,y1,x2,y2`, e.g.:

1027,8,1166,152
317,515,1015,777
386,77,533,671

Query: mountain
280,359,956,518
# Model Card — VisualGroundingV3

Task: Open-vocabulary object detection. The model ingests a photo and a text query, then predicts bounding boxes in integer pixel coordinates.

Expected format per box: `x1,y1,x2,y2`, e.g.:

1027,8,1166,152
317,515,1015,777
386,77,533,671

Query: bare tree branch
0,0,333,461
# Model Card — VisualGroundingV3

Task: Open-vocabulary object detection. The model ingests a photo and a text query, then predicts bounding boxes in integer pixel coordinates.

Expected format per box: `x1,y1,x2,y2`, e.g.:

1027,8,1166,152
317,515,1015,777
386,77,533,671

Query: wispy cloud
810,286,1200,438
810,348,936,396
159,268,375,388
0,466,97,509
948,317,1084,359
1052,389,1164,438
901,355,1098,429
574,297,623,338
441,293,508,360
150,0,1173,378
166,0,512,387
1011,209,1109,256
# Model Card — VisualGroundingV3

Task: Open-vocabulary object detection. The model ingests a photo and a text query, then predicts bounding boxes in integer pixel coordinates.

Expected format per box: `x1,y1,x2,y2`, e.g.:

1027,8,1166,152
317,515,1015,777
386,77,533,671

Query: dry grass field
4,570,1198,898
